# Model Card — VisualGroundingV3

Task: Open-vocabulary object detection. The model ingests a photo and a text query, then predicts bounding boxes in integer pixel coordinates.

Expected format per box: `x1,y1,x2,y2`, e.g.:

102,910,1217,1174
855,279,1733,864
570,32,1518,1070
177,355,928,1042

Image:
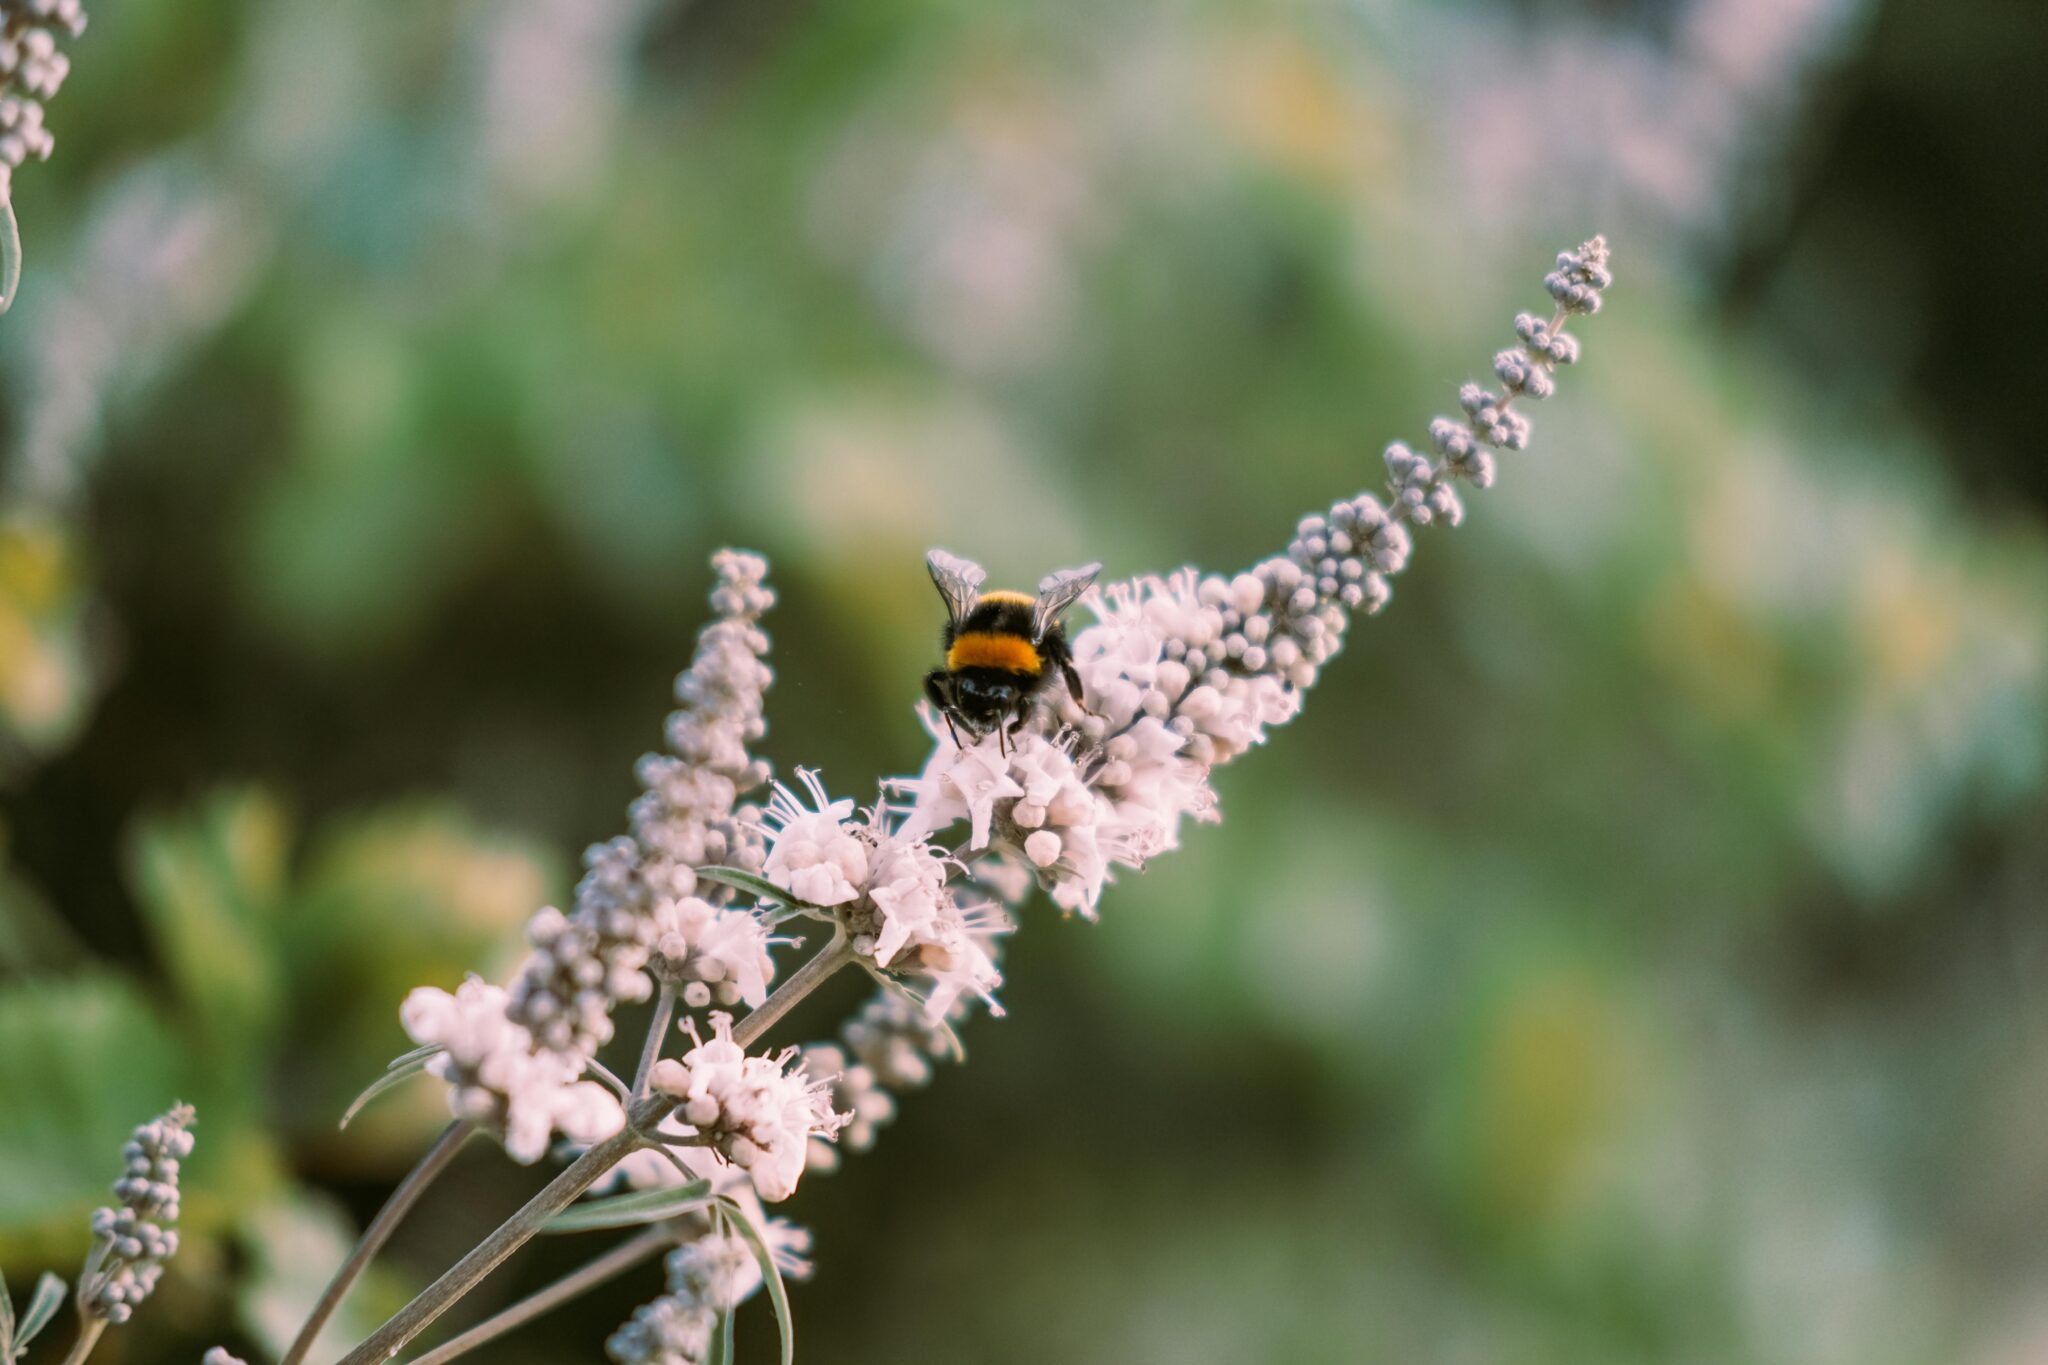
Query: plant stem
632,984,677,1097
282,1120,474,1365
338,933,855,1365
58,1316,105,1365
405,1227,674,1365
734,932,853,1048
335,1105,662,1365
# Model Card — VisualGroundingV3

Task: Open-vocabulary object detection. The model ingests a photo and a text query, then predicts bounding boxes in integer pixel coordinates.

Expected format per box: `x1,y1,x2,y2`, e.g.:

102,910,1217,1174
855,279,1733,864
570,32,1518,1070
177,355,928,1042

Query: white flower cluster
759,771,866,906
80,1104,193,1325
0,0,84,194
633,552,777,897
647,1013,847,1203
507,549,777,1059
400,977,625,1164
763,769,1010,1016
649,892,779,1010
1544,235,1614,316
400,552,778,1163
605,1228,797,1365
607,987,957,1188
201,1350,247,1365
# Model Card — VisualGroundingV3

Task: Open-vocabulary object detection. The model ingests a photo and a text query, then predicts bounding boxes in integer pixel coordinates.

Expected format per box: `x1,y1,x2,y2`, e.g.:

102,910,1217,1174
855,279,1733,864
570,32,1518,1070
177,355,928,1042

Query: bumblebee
923,549,1101,748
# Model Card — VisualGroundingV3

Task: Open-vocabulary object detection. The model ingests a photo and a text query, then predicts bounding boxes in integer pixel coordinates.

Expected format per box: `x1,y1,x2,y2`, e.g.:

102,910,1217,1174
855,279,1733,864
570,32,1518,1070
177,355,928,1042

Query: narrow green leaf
1,196,20,316
385,1041,443,1072
710,1207,736,1365
339,1049,436,1130
693,865,802,907
714,1196,794,1365
1,1263,15,1359
15,1273,67,1352
861,968,966,1062
542,1181,714,1235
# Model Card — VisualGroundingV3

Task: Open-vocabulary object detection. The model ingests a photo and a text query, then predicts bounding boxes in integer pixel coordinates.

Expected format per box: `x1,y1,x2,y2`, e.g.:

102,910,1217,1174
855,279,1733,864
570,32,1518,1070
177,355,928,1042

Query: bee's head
953,671,1021,731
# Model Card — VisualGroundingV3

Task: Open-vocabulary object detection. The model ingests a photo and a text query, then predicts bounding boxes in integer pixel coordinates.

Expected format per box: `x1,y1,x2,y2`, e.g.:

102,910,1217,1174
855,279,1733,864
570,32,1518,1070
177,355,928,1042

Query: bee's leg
925,670,962,748
1050,640,1100,722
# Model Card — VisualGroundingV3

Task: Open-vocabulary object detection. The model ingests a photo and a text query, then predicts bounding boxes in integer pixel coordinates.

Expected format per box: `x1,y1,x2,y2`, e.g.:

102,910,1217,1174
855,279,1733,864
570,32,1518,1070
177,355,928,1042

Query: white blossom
401,977,624,1164
648,1013,846,1203
855,828,1008,1017
903,730,1118,916
760,768,869,906
771,771,1014,1016
201,1351,247,1365
651,894,780,1010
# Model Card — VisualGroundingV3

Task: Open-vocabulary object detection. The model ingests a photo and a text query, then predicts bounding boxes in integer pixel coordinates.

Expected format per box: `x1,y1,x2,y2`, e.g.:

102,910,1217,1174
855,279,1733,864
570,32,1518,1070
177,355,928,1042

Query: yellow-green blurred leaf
125,789,291,1051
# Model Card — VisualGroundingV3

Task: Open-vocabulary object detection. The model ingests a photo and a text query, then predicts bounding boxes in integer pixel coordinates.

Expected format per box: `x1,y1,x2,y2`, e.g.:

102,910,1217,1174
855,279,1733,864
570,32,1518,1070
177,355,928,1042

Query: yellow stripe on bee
978,590,1035,607
948,631,1042,674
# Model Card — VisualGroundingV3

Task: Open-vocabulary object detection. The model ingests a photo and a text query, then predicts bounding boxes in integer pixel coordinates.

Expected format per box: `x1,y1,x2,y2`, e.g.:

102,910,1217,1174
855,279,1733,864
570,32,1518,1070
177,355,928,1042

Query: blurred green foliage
0,789,549,1357
2,0,2045,1362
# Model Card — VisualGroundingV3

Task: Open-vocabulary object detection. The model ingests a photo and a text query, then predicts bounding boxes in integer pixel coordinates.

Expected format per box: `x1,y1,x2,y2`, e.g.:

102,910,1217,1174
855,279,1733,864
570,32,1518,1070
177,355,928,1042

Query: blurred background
3,0,2045,1361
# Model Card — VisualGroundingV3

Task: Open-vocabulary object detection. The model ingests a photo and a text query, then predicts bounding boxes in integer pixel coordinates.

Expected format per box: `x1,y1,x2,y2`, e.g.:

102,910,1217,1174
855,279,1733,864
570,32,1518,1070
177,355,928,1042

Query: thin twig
406,1227,674,1365
633,984,677,1097
584,1059,633,1101
335,1104,663,1365
282,1120,474,1365
733,931,853,1048
57,1316,105,1365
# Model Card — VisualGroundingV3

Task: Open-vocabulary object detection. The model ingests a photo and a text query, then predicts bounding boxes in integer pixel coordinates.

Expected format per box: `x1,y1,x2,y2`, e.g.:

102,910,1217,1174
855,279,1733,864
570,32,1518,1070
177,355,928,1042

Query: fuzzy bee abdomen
946,631,1043,675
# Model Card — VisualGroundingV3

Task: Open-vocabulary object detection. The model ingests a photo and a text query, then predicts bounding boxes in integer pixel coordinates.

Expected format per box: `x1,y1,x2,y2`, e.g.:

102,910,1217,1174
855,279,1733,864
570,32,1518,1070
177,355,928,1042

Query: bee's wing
926,548,988,630
1031,561,1102,641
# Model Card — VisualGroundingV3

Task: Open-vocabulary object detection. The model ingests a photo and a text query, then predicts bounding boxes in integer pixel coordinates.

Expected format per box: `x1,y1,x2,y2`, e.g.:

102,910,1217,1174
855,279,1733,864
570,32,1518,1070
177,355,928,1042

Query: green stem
57,1315,105,1365
732,932,852,1047
405,1227,673,1365
281,1120,473,1365
632,984,677,1097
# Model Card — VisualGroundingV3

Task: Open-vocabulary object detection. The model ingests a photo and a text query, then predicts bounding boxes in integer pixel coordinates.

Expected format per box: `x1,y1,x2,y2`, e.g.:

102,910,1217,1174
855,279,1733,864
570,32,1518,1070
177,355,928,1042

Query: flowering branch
333,1099,665,1365
59,1104,192,1365
335,929,854,1365
318,236,1615,1365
